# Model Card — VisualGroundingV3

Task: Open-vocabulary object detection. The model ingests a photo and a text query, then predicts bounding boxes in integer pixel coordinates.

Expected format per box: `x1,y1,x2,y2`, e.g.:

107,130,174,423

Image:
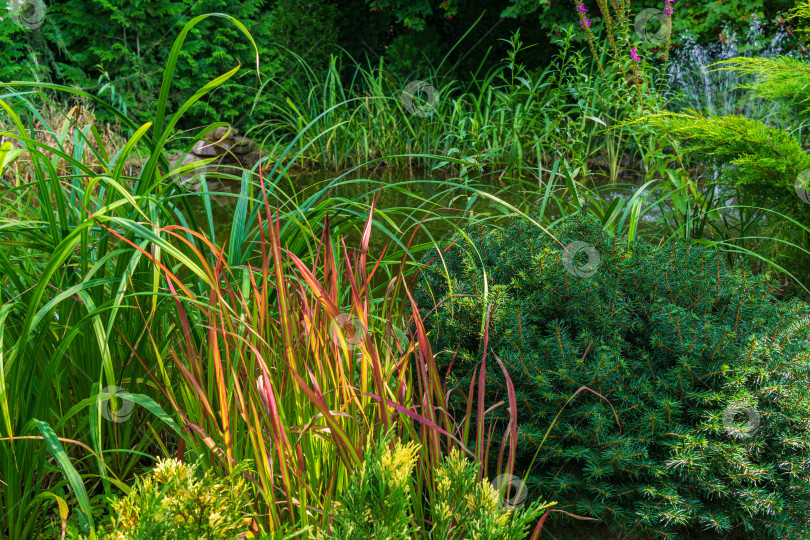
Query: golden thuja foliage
319,433,555,540
431,449,554,540
93,458,254,540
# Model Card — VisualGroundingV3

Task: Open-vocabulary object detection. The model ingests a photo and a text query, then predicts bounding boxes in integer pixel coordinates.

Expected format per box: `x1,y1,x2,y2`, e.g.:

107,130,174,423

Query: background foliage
651,0,810,301
1,0,800,134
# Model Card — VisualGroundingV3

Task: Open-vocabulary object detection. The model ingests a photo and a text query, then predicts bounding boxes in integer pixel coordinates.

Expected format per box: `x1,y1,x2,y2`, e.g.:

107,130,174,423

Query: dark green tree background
0,0,337,128
0,0,799,131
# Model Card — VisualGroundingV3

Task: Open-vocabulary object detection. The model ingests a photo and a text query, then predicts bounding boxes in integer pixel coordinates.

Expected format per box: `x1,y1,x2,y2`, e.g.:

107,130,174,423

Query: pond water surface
178,166,657,255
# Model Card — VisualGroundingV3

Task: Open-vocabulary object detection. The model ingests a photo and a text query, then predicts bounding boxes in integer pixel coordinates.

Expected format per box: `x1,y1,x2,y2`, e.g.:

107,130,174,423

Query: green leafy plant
0,139,23,176
415,211,810,538
0,0,326,128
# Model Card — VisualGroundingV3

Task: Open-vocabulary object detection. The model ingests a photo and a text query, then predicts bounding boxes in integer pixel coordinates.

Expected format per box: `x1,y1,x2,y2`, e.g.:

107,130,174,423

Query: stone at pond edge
168,126,264,191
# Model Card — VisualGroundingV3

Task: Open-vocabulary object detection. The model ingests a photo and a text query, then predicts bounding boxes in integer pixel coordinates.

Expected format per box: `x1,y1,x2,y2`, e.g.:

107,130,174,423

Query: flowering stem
575,2,605,76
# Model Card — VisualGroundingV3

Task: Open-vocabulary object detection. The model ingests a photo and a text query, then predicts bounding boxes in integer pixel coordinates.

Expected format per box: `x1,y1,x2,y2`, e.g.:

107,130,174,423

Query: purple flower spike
576,4,590,28
631,47,641,62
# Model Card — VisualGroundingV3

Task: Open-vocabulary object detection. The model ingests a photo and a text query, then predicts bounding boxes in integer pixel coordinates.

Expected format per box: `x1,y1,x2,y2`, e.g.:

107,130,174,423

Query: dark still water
174,165,656,257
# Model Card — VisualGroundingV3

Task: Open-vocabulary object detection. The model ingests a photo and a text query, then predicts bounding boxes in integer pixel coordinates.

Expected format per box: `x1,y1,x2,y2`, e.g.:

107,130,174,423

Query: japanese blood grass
143,185,564,535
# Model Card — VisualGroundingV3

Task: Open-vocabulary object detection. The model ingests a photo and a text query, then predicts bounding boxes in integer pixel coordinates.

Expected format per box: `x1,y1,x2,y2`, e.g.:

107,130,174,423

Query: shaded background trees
0,0,796,130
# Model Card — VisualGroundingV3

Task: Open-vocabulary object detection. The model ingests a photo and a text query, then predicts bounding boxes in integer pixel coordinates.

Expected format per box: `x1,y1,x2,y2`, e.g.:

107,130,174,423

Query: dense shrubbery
0,0,338,127
370,0,797,42
415,211,810,538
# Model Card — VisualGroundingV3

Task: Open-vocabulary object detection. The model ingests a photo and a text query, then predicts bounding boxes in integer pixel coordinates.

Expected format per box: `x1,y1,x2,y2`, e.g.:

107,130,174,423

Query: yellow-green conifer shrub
315,434,419,539
317,432,554,539
95,458,253,540
430,449,555,540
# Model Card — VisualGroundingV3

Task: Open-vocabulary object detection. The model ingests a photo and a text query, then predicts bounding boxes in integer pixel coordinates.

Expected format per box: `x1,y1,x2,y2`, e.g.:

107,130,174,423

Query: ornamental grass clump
415,211,810,538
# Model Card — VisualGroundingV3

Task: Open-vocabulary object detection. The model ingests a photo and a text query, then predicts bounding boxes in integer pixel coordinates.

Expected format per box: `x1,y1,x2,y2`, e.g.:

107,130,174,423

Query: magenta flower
631,47,641,62
664,0,674,16
576,4,591,28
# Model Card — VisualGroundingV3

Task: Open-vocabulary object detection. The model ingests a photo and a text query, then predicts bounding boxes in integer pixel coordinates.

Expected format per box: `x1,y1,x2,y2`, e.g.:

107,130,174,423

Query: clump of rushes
574,0,674,98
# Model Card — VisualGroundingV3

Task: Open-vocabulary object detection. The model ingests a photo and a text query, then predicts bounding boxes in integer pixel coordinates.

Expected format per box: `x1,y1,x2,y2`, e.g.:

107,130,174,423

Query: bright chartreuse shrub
414,211,810,538
316,431,554,539
316,433,420,539
92,458,253,540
